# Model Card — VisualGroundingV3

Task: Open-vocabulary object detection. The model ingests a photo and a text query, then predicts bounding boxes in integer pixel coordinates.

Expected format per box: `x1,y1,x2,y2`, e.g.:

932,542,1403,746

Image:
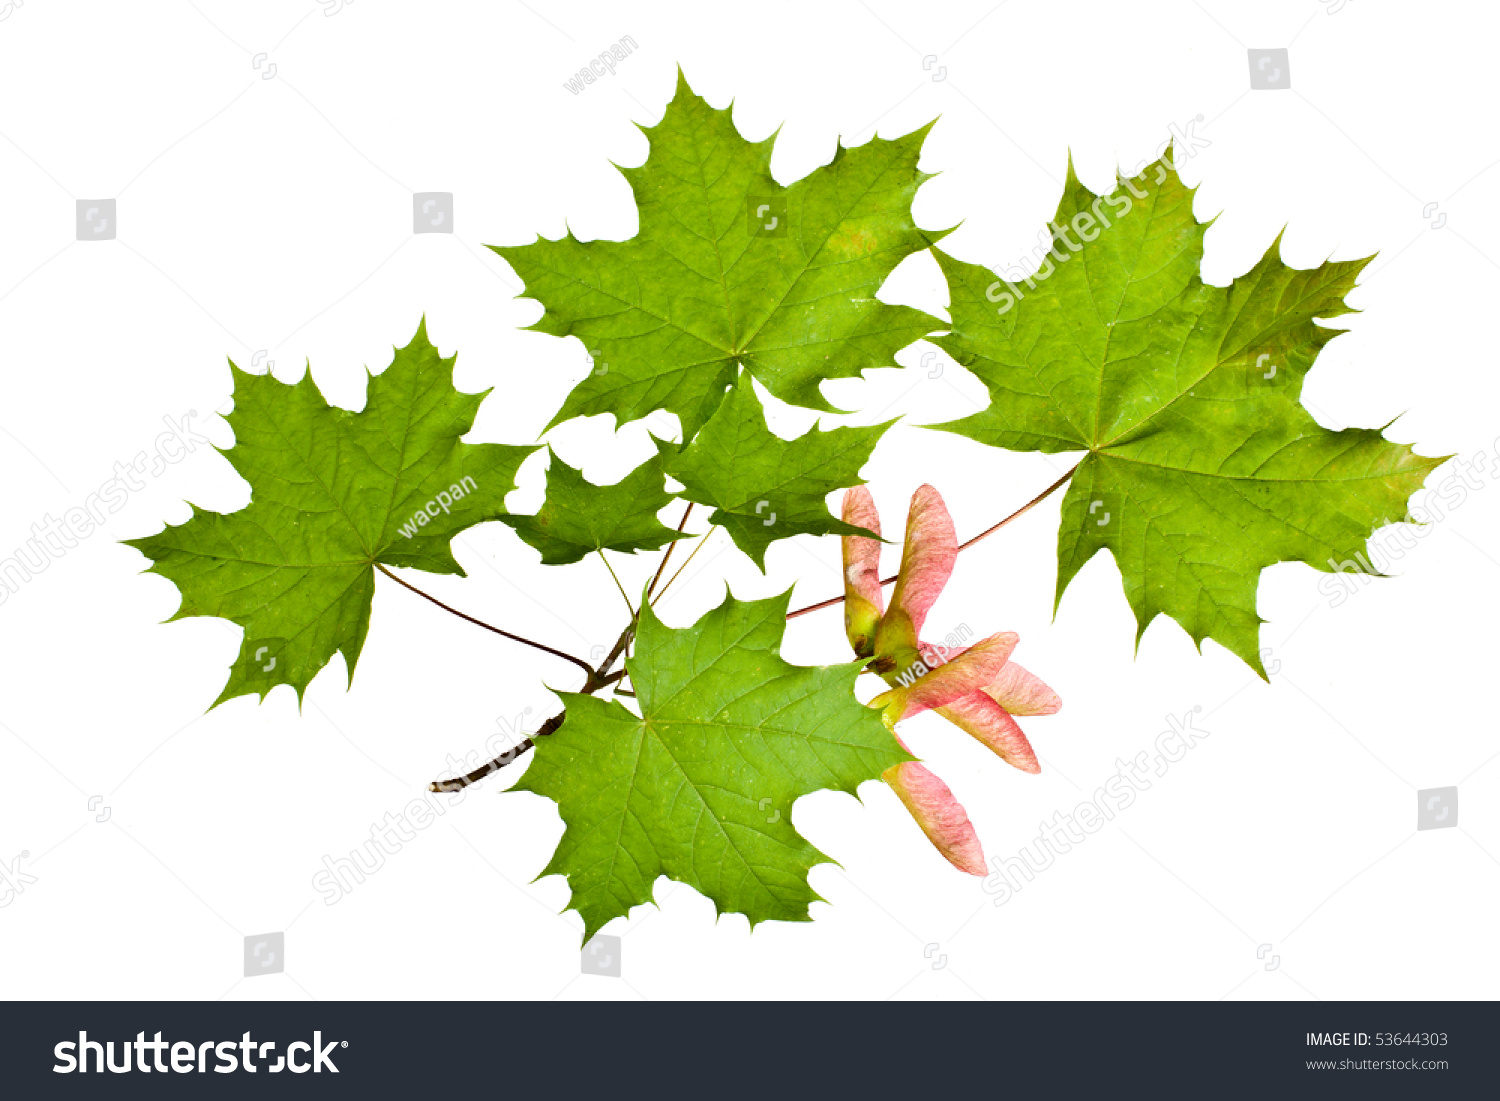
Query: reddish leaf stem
784,462,1080,620
644,502,695,602
375,563,595,678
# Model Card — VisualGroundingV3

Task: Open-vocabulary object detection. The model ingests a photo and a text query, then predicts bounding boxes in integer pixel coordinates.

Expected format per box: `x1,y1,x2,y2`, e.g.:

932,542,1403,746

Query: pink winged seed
840,486,885,615
846,482,1060,869
923,644,1064,718
873,632,1020,721
937,691,1042,774
882,760,987,877
984,660,1062,717
875,485,956,654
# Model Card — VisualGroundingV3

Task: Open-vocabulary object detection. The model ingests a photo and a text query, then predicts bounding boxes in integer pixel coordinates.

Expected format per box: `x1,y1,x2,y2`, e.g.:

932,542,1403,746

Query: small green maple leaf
500,449,687,565
933,155,1445,676
660,373,889,569
125,321,536,706
493,68,948,439
514,588,909,941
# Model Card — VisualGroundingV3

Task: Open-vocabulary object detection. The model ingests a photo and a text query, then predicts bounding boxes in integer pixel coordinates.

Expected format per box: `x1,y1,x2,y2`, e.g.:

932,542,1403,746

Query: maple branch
784,462,1081,620
431,504,704,793
429,584,644,792
375,564,595,678
427,467,1083,790
429,711,568,793
588,619,637,690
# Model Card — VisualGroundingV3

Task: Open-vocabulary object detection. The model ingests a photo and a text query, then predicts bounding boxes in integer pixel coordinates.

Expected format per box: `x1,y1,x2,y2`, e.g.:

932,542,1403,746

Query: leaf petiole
596,550,637,619
375,563,595,678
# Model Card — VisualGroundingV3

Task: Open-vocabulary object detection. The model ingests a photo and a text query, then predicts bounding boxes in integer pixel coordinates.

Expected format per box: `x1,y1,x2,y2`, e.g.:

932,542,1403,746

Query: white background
1,0,1496,1002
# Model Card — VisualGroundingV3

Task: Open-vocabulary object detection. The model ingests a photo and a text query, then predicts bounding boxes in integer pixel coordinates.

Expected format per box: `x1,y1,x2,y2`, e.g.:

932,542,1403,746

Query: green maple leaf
125,321,536,706
500,450,687,565
493,69,947,439
514,589,908,941
933,156,1445,676
660,373,888,569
